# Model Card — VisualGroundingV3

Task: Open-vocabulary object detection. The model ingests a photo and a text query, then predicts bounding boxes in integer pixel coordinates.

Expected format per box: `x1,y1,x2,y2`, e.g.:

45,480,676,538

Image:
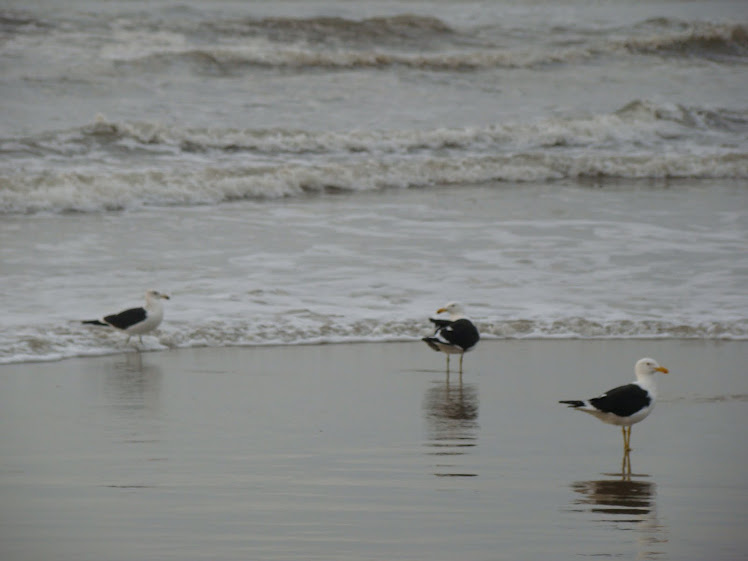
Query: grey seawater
1,340,746,561
2,0,747,136
1,179,747,363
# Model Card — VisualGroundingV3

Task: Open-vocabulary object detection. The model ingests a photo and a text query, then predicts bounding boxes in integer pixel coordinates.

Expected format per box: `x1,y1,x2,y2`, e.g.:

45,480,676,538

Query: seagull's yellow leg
459,353,464,374
621,449,632,479
445,354,450,373
622,426,632,453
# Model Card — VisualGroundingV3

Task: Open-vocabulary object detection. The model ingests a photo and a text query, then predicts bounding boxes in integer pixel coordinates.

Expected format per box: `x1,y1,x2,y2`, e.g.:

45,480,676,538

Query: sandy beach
1,339,746,561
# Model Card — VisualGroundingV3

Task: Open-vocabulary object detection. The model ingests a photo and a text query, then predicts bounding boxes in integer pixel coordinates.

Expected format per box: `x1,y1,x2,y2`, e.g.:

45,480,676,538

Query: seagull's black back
589,383,651,417
431,318,480,351
104,307,147,330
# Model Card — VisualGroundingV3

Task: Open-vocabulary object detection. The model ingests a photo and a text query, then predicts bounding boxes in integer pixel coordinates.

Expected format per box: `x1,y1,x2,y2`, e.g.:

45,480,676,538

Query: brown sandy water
1,339,746,560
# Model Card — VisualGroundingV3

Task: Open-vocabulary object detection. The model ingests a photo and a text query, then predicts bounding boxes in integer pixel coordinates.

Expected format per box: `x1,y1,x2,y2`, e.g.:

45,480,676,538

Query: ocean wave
8,11,748,79
623,22,748,60
3,117,504,158
615,100,748,131
3,101,746,214
1,317,745,365
0,9,50,33
5,101,747,158
2,150,746,214
107,44,591,73
98,18,748,74
199,14,455,44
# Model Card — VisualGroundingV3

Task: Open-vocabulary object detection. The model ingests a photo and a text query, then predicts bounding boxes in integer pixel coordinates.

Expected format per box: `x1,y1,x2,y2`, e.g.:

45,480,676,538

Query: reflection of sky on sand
570,458,668,560
422,378,479,477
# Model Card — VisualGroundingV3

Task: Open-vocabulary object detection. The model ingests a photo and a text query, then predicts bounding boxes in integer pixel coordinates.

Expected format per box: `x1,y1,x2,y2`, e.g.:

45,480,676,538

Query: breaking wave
0,100,748,214
3,151,747,214
2,100,746,214
96,18,748,73
6,9,748,76
614,99,748,131
7,100,746,157
199,14,455,44
105,44,595,73
624,22,748,60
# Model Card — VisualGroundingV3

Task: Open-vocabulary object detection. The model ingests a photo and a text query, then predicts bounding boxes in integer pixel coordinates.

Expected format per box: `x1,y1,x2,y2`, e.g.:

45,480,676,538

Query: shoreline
2,334,747,367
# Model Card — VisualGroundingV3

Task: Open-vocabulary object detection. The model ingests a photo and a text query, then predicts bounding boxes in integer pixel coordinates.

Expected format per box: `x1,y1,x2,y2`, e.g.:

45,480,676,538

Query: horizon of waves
4,10,747,73
100,21,748,73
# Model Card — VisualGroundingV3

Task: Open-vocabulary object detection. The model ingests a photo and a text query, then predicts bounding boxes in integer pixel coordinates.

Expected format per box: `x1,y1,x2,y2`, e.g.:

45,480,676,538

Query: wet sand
1,339,746,561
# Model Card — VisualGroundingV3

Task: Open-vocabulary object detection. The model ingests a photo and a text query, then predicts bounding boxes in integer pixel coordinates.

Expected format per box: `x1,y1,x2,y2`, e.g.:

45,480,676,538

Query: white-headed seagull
83,289,170,344
560,357,669,452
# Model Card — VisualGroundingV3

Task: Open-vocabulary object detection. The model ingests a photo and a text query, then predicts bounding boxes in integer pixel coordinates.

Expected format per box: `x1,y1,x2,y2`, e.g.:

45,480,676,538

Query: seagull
83,289,170,344
559,357,669,452
422,302,480,374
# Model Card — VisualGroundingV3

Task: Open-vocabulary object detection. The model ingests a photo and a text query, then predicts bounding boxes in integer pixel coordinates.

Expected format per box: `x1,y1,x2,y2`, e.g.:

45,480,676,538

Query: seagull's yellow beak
655,366,669,374
162,294,171,300
436,307,447,314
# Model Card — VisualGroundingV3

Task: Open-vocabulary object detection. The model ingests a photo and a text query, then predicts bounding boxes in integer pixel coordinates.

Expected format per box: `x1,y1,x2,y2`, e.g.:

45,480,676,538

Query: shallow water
2,180,747,363
1,340,746,560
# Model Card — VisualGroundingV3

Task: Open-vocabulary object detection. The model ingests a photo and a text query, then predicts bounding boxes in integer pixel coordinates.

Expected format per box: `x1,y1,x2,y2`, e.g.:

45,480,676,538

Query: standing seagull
422,302,480,374
83,289,170,344
559,357,669,452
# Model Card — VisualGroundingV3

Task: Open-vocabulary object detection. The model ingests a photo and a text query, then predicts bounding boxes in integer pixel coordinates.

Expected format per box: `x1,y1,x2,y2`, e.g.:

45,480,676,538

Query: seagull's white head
436,302,465,320
146,289,170,302
635,357,669,379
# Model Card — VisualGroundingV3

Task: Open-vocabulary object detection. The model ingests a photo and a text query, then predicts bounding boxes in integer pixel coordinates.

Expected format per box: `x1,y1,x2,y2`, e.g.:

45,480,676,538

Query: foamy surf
2,101,746,214
3,153,746,214
1,317,746,365
8,100,747,157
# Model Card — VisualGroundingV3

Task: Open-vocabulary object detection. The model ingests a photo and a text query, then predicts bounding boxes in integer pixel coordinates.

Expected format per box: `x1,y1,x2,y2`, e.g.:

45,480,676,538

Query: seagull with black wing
83,289,170,345
422,302,480,374
560,357,669,453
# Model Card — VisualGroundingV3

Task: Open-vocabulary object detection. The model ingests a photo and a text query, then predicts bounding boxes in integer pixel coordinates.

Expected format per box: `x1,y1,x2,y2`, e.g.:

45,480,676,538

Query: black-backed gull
83,289,170,344
559,357,669,452
422,302,480,374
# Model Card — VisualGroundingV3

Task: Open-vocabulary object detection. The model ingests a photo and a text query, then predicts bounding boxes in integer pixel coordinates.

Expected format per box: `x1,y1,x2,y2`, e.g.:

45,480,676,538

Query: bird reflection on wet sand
570,452,668,559
422,377,479,477
104,352,163,416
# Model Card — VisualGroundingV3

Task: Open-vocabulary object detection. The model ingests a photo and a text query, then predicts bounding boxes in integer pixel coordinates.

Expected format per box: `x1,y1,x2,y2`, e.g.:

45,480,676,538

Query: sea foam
2,102,746,214
1,317,746,365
